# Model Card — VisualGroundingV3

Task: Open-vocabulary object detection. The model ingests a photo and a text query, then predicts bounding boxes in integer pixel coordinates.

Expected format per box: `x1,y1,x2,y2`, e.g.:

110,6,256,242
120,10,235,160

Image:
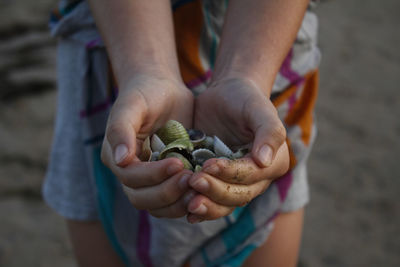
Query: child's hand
101,74,195,218
187,78,290,223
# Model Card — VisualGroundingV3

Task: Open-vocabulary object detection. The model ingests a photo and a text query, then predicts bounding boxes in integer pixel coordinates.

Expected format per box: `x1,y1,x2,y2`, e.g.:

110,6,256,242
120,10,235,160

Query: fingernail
204,165,220,176
190,203,207,215
167,164,183,176
191,178,209,192
188,215,203,224
114,144,128,164
178,174,190,190
258,145,273,167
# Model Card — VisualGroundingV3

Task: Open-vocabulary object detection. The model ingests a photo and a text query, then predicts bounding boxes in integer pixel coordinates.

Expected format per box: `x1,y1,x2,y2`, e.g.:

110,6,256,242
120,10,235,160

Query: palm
194,79,264,149
115,76,193,140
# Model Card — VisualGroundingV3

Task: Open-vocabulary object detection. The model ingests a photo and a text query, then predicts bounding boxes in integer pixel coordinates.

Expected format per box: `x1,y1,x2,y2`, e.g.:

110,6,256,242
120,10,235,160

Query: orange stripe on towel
285,70,319,145
173,0,206,84
273,70,319,146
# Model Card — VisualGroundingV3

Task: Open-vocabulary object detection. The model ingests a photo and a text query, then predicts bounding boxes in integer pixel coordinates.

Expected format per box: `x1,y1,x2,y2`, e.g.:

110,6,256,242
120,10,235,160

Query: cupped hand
187,78,290,223
101,74,195,218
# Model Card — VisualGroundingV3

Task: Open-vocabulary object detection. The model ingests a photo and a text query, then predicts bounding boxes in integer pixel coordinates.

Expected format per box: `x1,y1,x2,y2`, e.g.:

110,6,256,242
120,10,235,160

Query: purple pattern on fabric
86,38,101,49
185,69,212,89
137,210,153,267
280,49,305,111
80,98,112,118
280,49,305,86
275,171,293,201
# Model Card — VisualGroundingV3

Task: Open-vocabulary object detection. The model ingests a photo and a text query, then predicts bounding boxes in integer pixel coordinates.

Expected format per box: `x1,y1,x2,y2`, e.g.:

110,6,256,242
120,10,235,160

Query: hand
101,74,195,218
187,77,289,223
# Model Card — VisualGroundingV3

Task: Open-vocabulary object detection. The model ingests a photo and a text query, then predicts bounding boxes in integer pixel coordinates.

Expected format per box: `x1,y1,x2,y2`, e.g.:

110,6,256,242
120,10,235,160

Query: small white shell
203,136,214,150
188,129,206,146
213,136,233,158
140,136,152,161
192,148,216,165
150,151,160,161
151,134,166,152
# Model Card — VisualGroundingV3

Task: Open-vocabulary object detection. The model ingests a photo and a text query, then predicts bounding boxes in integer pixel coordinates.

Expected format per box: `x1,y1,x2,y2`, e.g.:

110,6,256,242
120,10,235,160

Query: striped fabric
47,1,320,266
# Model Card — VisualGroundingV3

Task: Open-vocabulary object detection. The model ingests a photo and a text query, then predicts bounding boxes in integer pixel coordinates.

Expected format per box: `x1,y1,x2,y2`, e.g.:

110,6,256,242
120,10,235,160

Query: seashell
194,165,202,172
165,152,193,170
232,148,249,159
192,148,216,166
150,151,160,162
202,136,214,150
159,138,194,159
213,136,233,158
139,136,152,161
151,134,166,152
188,129,206,147
156,120,190,145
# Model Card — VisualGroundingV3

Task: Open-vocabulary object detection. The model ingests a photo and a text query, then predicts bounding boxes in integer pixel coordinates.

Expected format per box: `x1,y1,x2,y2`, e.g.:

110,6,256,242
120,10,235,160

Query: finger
202,157,260,185
121,159,185,188
149,190,197,218
188,172,270,207
105,91,147,167
202,143,289,184
186,194,234,223
122,170,192,210
247,100,286,167
102,134,186,188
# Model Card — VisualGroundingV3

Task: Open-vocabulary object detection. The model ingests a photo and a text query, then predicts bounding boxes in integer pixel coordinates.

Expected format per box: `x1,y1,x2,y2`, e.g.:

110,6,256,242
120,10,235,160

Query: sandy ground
0,0,399,266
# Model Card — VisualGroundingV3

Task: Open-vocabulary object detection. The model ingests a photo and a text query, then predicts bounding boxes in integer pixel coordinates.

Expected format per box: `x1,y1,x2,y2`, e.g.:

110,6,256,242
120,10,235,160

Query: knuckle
271,122,287,144
106,122,125,143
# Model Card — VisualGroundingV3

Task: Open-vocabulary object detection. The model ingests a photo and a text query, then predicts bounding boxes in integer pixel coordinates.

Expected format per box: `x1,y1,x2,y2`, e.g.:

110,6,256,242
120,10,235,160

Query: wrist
115,65,184,93
211,52,277,97
210,69,275,98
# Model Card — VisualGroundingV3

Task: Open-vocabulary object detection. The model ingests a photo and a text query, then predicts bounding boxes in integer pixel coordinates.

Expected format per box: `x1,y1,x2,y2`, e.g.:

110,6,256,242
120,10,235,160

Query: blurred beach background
0,0,399,266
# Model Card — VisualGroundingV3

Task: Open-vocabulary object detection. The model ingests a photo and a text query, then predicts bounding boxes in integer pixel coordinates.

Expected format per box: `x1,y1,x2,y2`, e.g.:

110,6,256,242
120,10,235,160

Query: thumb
105,99,145,167
249,102,287,168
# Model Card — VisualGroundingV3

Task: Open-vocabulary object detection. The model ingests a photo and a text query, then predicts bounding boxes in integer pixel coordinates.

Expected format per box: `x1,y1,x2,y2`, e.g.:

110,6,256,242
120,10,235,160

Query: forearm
212,0,309,96
87,0,182,90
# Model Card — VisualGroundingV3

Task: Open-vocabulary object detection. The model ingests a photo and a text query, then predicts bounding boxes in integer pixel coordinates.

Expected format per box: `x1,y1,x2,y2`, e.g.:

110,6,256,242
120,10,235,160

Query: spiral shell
213,136,233,158
202,136,214,150
151,134,166,152
159,138,194,159
165,152,193,170
156,120,190,145
150,151,160,162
